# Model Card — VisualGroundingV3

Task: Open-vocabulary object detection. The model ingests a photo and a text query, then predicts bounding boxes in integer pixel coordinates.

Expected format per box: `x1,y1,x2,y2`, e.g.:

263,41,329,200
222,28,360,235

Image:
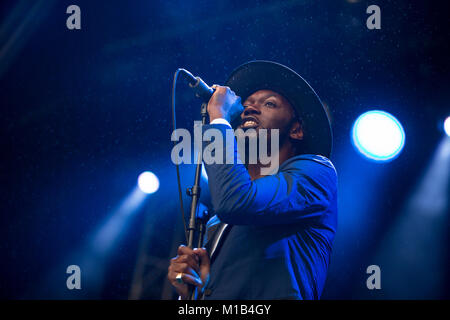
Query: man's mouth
240,117,259,129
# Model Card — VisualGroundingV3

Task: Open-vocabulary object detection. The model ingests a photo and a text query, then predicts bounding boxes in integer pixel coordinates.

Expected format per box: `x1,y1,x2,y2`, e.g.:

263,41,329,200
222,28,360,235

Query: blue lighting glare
352,110,405,162
138,171,160,194
201,165,208,181
444,116,450,137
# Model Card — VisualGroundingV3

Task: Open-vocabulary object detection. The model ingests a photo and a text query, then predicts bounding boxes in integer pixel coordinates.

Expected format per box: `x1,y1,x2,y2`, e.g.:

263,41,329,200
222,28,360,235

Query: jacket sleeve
202,124,337,226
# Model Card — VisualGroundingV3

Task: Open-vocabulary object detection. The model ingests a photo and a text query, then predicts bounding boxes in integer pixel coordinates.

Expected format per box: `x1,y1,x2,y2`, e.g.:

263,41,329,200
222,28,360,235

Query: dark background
0,0,448,299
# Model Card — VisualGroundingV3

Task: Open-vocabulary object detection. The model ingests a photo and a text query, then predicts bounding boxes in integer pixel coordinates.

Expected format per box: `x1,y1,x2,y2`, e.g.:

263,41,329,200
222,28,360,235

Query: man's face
238,90,297,140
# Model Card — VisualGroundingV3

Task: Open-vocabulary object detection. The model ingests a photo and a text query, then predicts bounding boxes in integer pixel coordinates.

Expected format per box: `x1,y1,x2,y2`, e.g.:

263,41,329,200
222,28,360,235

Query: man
167,61,337,300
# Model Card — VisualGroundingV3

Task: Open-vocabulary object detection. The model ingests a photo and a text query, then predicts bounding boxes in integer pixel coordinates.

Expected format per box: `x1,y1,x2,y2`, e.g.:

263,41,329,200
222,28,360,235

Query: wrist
209,113,230,123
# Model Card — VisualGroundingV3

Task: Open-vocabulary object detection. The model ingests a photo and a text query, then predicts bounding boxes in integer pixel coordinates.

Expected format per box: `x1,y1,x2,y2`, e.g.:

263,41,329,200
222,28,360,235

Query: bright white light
444,116,450,137
201,165,208,181
138,171,160,194
352,110,405,161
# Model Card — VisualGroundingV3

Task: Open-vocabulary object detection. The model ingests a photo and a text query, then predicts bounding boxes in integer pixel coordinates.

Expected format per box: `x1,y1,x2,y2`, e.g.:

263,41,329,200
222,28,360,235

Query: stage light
138,171,160,194
352,110,405,161
444,116,450,137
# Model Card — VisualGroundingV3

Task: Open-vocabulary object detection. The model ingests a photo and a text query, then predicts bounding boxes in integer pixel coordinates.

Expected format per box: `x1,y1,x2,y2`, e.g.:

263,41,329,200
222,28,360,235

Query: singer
167,61,337,300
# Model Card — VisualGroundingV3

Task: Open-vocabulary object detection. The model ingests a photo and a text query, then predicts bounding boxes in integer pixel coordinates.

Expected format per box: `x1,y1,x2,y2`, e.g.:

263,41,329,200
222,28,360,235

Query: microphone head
178,68,197,85
177,68,214,102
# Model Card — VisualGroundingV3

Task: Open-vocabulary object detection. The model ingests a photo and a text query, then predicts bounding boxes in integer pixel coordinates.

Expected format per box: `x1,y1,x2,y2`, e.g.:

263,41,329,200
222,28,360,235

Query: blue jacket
201,124,338,300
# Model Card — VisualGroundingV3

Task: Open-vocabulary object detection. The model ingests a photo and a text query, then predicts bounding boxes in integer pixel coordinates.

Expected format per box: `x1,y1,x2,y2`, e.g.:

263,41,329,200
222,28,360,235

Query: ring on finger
175,272,184,284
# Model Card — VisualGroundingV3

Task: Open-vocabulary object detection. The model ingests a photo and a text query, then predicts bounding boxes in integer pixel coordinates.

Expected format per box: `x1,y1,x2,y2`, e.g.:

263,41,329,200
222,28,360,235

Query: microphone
178,68,215,102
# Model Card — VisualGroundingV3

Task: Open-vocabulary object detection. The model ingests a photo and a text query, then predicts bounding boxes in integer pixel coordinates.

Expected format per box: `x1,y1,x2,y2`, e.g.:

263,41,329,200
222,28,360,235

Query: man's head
226,61,332,158
237,89,304,156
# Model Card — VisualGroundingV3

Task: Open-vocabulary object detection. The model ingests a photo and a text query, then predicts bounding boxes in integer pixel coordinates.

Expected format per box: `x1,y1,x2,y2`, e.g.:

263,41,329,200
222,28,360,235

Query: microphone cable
171,69,188,243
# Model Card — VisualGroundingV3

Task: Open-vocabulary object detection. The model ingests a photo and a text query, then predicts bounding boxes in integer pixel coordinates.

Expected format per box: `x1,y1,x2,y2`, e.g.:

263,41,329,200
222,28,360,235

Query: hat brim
225,60,332,158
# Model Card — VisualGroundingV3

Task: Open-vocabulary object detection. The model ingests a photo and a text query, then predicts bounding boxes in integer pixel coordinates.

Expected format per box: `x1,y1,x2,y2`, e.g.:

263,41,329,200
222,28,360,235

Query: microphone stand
185,101,209,300
175,68,214,300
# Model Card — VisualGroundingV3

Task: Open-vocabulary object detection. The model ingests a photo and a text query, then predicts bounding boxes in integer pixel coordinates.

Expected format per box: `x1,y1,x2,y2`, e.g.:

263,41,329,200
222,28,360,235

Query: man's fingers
168,267,203,287
193,248,210,288
177,244,193,255
172,254,199,273
193,247,210,266
168,263,201,284
176,273,203,287
169,246,207,299
177,245,199,262
169,261,201,279
211,85,227,94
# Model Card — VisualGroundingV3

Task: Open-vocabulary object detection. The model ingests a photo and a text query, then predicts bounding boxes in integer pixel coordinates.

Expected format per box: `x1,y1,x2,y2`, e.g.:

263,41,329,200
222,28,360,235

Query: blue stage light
352,110,405,161
444,116,450,137
138,171,160,194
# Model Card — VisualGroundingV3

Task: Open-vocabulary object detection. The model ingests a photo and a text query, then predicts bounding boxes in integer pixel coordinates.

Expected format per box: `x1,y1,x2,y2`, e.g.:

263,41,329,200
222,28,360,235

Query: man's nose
242,104,260,116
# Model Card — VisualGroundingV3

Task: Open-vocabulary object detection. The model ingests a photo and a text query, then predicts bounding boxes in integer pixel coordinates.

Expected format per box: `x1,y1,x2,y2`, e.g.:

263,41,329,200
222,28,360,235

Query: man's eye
265,101,276,107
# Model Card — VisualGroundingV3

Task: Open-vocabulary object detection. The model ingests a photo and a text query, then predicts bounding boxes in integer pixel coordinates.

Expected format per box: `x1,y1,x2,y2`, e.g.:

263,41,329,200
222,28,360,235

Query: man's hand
167,245,210,300
207,85,244,123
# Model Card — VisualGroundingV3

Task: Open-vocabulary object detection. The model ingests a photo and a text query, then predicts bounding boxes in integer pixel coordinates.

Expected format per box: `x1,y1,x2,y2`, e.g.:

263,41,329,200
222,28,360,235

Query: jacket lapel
204,215,230,262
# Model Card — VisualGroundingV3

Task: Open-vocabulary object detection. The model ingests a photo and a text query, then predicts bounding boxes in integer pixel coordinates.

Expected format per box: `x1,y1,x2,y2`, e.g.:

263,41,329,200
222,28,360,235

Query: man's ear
289,120,304,141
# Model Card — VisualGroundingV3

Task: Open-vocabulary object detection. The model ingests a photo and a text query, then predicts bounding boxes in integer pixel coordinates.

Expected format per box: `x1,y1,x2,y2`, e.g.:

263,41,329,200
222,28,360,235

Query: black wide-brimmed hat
225,60,332,158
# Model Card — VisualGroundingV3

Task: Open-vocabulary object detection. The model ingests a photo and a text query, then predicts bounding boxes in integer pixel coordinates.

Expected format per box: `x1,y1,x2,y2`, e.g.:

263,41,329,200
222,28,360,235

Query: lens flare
352,110,405,161
138,171,160,194
444,116,450,137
